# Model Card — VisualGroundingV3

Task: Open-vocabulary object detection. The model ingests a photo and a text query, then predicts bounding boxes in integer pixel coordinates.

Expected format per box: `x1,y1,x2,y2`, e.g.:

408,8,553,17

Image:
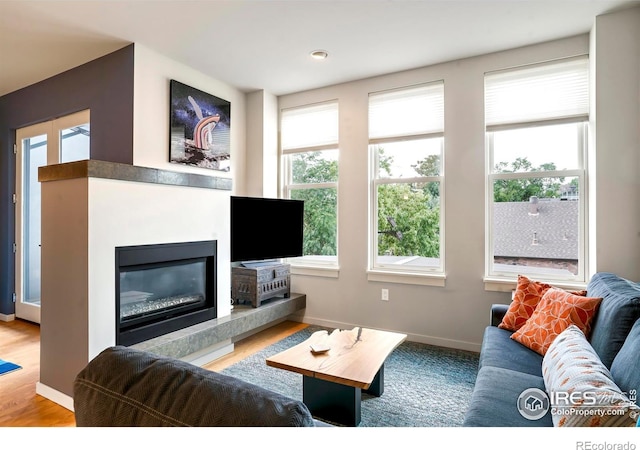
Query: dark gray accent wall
0,44,135,317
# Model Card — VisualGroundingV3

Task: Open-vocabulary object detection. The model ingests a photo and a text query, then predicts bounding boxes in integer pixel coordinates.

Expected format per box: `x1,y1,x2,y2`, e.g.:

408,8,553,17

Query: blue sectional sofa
463,272,640,427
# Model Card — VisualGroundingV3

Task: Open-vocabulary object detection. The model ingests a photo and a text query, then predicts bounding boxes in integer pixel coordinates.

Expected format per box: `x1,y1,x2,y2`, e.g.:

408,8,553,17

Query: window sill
290,265,340,278
367,270,446,287
484,276,587,293
483,277,517,293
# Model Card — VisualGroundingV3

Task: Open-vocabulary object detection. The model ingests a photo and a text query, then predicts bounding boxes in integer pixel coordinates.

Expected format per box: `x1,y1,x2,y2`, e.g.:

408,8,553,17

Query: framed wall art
169,80,231,172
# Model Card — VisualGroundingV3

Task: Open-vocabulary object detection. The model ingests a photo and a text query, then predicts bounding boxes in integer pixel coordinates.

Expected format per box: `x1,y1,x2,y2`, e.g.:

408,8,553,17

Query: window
281,101,339,267
368,82,445,278
485,56,589,283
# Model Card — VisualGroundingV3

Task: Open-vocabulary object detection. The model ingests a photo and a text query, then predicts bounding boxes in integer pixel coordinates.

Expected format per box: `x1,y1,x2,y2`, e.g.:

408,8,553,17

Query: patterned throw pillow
542,325,639,427
511,288,602,356
499,275,553,331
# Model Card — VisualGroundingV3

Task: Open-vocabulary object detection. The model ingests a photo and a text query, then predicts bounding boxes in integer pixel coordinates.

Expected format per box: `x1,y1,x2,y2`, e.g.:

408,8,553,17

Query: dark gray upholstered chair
73,346,319,427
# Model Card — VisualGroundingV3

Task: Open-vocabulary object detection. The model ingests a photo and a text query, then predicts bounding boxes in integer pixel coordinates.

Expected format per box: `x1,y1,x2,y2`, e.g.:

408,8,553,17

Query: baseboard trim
300,315,481,353
403,332,481,353
36,382,75,412
0,313,15,322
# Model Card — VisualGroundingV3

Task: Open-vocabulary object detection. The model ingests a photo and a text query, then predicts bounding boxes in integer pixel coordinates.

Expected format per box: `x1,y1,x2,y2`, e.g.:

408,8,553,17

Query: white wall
132,44,246,187
245,90,279,198
129,42,251,318
277,31,638,352
591,7,640,279
87,178,231,357
40,177,89,406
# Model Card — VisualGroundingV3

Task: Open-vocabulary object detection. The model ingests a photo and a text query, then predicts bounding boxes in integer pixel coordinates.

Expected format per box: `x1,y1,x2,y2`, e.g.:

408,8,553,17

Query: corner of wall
591,6,640,278
245,89,278,198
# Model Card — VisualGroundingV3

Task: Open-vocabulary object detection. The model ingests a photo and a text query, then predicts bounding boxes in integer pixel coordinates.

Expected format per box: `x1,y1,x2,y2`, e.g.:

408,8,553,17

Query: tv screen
230,196,304,263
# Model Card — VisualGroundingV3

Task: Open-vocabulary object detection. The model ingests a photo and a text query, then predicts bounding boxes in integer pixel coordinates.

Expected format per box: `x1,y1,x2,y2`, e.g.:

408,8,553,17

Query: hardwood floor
0,319,75,427
0,318,308,427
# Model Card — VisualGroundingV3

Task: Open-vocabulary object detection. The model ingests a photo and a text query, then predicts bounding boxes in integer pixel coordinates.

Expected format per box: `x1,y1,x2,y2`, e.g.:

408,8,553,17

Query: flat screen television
230,196,304,264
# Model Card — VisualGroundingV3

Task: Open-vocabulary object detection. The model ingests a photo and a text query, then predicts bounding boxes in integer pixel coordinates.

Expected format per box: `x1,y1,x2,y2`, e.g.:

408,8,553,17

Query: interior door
15,110,90,323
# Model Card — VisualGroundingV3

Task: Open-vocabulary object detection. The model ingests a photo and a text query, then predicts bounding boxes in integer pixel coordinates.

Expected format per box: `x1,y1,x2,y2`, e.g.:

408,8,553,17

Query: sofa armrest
490,304,509,327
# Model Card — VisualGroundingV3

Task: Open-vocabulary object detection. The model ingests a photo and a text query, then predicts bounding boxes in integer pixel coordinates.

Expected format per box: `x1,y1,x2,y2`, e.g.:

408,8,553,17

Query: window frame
280,101,339,271
367,82,446,285
485,113,589,286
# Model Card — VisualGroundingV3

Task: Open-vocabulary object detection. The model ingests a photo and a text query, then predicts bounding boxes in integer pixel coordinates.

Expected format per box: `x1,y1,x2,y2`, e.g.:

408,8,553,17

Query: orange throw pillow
498,275,553,331
511,288,602,356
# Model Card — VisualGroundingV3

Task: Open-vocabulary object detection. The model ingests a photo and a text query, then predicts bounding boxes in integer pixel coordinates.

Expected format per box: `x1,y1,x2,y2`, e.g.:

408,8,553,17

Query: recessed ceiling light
310,50,329,60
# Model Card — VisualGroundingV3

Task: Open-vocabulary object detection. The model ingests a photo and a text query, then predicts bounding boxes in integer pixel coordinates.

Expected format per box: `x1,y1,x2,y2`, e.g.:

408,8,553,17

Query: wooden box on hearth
231,263,290,308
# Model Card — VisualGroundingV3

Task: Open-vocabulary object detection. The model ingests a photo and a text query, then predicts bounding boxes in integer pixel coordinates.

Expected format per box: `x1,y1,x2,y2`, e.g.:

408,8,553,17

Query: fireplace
115,241,217,346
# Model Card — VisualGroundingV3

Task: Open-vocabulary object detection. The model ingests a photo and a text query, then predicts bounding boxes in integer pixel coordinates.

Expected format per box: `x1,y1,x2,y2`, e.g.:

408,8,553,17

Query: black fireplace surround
115,241,217,346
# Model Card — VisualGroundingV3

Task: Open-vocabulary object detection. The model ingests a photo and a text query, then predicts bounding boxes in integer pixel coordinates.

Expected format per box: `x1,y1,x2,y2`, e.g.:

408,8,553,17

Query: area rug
0,359,22,376
221,325,479,427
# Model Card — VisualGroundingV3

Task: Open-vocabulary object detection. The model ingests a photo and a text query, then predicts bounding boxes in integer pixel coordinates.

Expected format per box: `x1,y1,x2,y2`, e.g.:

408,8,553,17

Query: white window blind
369,81,444,140
281,101,338,151
485,56,589,128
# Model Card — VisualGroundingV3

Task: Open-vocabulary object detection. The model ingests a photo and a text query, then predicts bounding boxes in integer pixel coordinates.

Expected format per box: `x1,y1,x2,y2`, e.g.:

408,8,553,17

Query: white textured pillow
542,325,639,427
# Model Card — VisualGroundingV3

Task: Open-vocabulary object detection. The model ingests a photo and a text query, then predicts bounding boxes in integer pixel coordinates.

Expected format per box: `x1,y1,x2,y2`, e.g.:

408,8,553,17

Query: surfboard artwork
169,80,231,172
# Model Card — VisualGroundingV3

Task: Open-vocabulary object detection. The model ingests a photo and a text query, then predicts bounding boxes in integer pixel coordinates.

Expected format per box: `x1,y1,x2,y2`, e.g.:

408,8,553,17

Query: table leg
364,363,384,397
303,376,361,426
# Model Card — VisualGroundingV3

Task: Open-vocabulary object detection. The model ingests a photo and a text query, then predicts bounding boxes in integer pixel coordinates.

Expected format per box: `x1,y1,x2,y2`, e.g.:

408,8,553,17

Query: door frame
14,110,90,323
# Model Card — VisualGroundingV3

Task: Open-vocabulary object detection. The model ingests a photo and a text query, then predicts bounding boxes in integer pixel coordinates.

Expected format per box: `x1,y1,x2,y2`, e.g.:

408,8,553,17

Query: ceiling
1,0,638,97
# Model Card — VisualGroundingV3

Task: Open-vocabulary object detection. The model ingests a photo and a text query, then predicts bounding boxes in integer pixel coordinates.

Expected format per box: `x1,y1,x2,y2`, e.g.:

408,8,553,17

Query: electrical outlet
381,288,389,301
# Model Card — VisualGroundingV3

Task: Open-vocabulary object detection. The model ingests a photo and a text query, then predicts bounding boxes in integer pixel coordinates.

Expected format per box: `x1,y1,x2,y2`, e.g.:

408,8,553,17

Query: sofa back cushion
610,319,640,401
73,346,316,427
587,272,640,368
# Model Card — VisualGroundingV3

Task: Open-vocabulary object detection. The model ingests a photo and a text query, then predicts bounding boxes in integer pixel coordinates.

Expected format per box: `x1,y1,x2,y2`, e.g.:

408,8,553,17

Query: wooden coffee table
266,326,407,426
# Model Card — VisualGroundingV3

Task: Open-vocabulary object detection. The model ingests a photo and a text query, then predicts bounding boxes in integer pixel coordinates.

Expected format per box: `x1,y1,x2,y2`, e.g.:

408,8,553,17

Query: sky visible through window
378,139,441,178
492,123,580,172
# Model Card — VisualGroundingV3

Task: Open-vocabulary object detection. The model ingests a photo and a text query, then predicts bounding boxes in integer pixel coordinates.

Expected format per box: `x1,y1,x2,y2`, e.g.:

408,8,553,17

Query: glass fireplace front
115,241,216,346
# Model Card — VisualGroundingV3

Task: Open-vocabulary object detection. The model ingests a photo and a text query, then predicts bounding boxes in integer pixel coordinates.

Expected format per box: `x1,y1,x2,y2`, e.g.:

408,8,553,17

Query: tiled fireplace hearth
132,293,305,363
